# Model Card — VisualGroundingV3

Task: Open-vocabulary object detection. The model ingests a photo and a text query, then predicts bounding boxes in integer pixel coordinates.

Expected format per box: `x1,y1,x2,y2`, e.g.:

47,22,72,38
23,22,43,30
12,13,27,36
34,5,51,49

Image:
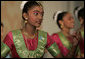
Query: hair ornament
75,6,82,18
20,1,28,10
54,11,63,21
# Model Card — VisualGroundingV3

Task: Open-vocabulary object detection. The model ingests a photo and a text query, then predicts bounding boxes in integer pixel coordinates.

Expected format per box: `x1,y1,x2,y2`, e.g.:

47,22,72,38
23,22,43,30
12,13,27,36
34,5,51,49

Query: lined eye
34,13,38,15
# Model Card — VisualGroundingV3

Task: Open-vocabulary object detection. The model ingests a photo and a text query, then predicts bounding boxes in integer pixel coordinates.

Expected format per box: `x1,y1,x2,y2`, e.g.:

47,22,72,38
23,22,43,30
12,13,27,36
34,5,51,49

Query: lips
36,21,41,24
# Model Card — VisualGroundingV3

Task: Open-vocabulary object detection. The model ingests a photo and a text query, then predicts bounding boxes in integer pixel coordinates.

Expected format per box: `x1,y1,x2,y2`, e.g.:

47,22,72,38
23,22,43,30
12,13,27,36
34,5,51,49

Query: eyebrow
33,10,44,13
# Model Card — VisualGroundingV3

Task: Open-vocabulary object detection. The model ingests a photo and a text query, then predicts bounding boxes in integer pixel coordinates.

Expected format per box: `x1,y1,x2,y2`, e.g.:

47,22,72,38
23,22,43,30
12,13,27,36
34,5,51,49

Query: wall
1,1,84,39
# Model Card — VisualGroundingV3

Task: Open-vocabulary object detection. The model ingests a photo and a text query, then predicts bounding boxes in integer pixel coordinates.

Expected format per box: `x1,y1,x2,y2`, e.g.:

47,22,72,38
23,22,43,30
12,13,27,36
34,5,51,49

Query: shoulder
38,30,47,34
11,29,21,32
4,29,20,40
51,32,60,37
5,31,13,38
50,32,62,42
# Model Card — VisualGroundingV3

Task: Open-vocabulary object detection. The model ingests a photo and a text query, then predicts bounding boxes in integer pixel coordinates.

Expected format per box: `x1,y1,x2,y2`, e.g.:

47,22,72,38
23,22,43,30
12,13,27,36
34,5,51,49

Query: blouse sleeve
46,33,60,57
1,32,13,57
51,33,70,56
3,32,14,49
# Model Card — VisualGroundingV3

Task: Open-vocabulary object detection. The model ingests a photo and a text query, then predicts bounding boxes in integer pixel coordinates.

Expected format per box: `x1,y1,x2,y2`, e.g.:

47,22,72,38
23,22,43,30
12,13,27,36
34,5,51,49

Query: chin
70,26,74,29
36,24,41,27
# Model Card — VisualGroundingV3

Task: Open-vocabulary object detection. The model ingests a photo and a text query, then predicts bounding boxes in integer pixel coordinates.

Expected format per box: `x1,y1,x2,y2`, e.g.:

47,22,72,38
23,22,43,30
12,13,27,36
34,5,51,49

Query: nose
38,14,43,20
71,18,74,23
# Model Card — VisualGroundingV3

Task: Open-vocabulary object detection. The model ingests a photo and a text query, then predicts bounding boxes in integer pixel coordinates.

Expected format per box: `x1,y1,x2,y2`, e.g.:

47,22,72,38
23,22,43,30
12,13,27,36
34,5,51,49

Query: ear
23,13,28,19
79,17,84,24
59,20,63,25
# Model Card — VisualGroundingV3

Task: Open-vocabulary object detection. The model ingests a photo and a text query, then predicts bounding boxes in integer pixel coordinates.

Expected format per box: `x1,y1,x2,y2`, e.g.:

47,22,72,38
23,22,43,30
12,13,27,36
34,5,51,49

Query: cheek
80,20,84,25
64,21,71,27
29,15,36,22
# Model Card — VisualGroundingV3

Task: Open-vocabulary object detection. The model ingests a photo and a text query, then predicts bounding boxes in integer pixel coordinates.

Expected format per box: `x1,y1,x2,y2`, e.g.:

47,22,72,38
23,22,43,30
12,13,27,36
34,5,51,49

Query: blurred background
1,1,84,39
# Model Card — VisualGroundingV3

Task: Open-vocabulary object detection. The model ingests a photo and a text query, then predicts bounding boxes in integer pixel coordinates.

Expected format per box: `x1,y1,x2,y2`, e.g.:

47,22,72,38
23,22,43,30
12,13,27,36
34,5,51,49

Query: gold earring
61,24,64,29
24,18,28,24
25,20,28,24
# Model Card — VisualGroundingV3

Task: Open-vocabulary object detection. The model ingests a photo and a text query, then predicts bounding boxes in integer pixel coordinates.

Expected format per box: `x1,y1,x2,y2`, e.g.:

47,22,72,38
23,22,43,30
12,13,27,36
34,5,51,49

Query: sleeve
53,34,71,56
1,32,13,57
78,39,84,57
3,32,13,49
46,33,60,57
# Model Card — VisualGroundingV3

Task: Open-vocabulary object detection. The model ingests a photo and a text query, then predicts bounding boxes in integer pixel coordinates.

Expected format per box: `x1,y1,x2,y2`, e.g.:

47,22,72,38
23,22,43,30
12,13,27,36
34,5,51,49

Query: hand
72,38,78,47
72,31,82,44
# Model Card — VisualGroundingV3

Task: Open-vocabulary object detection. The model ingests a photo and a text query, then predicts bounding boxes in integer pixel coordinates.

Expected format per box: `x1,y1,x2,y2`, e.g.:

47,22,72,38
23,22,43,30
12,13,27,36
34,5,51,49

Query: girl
1,1,59,58
74,7,84,58
51,11,81,58
1,22,12,58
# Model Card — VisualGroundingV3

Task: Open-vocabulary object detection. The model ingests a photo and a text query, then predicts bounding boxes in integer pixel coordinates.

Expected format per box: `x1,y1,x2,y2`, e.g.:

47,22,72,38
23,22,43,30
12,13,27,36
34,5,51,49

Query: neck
80,24,84,31
61,27,70,37
24,23,36,36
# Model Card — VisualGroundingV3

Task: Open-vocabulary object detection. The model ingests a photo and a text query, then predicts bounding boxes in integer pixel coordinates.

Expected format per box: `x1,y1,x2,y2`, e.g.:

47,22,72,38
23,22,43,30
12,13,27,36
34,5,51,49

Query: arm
46,33,63,58
1,32,13,58
47,43,63,58
1,42,10,58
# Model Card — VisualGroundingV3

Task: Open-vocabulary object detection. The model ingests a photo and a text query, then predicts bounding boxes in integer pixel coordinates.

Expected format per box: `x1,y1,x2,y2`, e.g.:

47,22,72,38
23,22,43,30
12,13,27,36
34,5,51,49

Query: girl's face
79,17,84,26
24,6,44,27
62,13,74,29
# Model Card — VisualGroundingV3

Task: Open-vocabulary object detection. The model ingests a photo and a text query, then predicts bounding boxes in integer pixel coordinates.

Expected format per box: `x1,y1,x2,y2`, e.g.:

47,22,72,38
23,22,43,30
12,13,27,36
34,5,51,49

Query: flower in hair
74,6,82,18
20,1,28,10
54,11,63,21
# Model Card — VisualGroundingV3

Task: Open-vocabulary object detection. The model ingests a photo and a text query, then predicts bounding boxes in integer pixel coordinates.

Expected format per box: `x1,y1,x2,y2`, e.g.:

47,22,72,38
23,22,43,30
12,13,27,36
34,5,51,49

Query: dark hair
1,22,4,27
74,6,79,14
78,8,84,19
56,12,68,29
22,1,43,20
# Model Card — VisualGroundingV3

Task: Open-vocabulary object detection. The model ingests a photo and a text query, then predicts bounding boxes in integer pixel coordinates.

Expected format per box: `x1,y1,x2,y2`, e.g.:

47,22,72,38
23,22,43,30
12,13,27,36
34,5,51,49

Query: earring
61,24,64,29
25,18,28,24
25,18,28,20
25,20,28,24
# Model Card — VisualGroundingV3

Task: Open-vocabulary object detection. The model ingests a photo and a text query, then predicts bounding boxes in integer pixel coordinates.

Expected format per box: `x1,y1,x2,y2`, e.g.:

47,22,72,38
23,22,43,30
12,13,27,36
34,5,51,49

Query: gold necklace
23,30,37,39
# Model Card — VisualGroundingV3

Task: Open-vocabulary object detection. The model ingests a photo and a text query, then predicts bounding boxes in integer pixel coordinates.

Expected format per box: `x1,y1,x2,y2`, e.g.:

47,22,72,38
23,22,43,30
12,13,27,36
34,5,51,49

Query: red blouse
3,31,54,58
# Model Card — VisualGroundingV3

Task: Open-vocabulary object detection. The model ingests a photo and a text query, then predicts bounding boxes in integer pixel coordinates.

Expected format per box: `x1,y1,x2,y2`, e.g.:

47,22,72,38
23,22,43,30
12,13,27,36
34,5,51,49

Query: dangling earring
25,18,28,24
61,24,64,29
25,20,28,24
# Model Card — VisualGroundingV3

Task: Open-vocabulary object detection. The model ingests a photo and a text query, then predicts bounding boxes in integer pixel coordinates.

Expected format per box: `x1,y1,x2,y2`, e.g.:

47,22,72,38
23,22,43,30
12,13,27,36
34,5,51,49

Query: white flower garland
20,1,28,10
20,1,41,10
54,11,63,21
74,6,82,18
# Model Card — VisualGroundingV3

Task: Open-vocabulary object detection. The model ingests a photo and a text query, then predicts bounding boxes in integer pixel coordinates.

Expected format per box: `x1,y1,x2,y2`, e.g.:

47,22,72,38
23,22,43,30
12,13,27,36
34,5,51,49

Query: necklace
23,29,38,39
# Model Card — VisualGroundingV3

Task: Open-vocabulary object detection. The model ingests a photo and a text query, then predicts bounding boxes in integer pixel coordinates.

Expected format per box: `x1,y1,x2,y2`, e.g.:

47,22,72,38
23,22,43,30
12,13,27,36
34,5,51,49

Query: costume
77,29,84,57
1,29,59,58
51,32,79,57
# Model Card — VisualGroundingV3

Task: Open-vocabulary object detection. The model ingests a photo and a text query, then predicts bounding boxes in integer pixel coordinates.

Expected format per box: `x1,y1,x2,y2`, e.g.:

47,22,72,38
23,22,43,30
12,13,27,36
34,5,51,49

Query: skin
2,5,44,58
76,16,84,58
79,17,84,31
59,13,74,37
22,5,62,58
57,13,79,58
22,6,44,37
57,13,83,58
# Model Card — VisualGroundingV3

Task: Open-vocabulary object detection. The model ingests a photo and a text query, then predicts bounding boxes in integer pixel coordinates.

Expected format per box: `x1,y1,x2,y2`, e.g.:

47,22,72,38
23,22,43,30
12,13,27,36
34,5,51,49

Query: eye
34,13,38,16
68,16,73,20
